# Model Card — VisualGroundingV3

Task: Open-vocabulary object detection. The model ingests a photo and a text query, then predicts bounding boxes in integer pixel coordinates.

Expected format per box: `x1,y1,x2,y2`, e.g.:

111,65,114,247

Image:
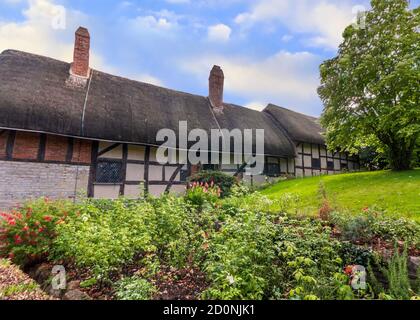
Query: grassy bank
261,169,420,221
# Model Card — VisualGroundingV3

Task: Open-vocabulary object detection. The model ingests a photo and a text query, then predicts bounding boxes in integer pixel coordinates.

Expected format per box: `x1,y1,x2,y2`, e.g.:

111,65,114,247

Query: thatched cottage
0,27,359,209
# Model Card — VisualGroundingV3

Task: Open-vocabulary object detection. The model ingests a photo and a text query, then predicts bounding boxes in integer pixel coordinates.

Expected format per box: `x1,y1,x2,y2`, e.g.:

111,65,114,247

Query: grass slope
261,169,420,221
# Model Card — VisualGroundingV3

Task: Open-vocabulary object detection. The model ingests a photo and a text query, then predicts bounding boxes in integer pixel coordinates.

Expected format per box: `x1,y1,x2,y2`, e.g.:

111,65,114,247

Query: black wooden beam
144,146,150,196
234,162,248,177
119,144,128,196
87,141,99,198
66,137,74,162
37,133,46,161
165,164,184,193
6,131,16,160
97,143,121,157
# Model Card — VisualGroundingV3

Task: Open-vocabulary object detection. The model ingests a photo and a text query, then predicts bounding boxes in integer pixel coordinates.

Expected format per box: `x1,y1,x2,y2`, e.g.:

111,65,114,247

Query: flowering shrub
0,198,76,265
185,181,221,209
188,171,236,197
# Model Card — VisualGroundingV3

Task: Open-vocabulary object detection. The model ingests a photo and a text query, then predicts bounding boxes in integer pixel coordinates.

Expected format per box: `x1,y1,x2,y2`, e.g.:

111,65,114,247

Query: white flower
227,274,235,285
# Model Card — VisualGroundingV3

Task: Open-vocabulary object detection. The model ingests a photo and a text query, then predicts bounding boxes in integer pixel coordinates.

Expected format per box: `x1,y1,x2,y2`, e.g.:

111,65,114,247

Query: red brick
209,65,224,109
44,135,68,162
72,139,92,164
13,132,40,160
72,27,90,77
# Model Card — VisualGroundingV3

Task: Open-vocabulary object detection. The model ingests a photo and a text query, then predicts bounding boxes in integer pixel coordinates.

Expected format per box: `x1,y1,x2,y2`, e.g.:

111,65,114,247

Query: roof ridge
267,103,319,120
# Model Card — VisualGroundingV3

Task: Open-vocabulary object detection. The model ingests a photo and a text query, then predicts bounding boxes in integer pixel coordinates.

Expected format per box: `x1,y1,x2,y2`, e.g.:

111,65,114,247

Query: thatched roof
0,49,320,157
263,104,325,145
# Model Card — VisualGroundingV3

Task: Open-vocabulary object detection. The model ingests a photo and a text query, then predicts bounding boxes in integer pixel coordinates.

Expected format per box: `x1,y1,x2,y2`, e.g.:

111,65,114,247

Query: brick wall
0,130,91,165
45,135,68,162
13,132,40,160
72,139,92,163
0,160,90,210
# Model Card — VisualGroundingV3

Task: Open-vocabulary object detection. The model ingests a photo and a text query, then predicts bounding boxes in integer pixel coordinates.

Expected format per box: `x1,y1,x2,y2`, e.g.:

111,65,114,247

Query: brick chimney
71,27,90,78
209,65,224,112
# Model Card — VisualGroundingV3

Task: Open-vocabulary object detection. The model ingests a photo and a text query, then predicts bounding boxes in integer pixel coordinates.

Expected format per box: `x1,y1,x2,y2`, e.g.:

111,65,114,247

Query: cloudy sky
0,0,418,116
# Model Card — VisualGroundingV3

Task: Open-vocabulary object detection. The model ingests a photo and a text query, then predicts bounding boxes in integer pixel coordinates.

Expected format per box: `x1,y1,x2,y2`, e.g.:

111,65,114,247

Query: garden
0,170,419,300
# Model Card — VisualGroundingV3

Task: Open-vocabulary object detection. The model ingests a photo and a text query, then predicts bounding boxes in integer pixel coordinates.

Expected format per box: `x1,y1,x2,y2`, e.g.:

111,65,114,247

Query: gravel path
0,259,54,300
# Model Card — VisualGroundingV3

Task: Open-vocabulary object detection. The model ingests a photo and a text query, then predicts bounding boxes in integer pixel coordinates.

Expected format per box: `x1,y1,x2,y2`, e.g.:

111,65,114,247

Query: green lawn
261,169,420,222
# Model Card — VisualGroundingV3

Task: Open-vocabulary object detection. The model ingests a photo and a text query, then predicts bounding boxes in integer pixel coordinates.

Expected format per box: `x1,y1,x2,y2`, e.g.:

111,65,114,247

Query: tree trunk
388,139,416,171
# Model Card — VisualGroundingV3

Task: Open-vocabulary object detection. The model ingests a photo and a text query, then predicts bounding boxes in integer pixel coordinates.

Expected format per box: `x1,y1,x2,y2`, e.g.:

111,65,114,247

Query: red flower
43,215,53,222
38,227,44,233
14,235,22,244
22,225,29,232
344,265,354,275
8,219,16,226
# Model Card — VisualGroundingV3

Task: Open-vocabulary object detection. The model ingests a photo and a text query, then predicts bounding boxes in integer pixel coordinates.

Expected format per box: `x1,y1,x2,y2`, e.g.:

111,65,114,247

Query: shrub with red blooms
0,198,77,266
188,171,236,198
185,181,221,209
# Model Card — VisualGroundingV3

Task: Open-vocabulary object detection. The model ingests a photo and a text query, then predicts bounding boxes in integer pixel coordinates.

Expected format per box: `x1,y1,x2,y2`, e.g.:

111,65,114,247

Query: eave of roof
0,49,321,157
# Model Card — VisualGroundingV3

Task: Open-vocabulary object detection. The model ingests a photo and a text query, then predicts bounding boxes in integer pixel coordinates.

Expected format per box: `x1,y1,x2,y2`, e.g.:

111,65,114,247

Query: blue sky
0,0,418,116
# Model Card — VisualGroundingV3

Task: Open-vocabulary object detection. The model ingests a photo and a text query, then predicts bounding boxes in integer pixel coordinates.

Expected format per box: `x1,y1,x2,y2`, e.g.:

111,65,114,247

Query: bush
273,217,355,300
51,199,155,279
203,209,372,300
145,195,208,268
203,209,278,300
115,276,157,300
330,209,420,249
184,182,221,209
188,171,236,197
0,198,77,265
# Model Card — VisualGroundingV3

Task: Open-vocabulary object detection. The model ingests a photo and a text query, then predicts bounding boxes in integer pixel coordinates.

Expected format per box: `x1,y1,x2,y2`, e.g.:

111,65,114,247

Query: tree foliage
319,0,420,170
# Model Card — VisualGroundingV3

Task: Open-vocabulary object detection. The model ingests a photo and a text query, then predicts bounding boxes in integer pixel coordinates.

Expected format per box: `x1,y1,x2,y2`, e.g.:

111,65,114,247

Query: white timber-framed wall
295,142,360,177
92,141,188,199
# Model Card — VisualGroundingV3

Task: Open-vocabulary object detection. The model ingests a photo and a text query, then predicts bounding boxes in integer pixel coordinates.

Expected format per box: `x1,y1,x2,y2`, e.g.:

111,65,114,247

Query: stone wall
0,160,90,210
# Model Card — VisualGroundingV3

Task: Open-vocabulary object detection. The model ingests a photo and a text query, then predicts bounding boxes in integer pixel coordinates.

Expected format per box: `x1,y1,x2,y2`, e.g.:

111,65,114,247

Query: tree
318,0,419,170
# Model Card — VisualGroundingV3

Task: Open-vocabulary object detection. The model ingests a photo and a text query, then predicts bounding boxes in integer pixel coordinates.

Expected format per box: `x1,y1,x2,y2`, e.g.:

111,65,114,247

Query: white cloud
207,23,231,42
235,0,357,50
243,101,266,112
131,73,164,87
0,0,105,68
129,10,182,33
181,50,321,114
0,0,164,85
132,15,173,30
281,34,293,42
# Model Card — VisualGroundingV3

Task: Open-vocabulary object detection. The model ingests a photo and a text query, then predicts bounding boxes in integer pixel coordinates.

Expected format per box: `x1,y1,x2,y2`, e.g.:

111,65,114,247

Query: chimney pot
209,65,224,111
71,26,90,78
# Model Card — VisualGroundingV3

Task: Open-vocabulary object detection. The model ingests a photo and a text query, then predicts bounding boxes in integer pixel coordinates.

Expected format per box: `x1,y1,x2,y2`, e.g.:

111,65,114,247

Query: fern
382,245,411,300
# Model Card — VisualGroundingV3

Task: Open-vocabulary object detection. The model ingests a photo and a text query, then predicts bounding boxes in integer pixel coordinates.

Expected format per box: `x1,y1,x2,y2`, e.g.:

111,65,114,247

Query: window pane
96,161,123,183
327,161,334,170
266,163,280,177
311,158,321,169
